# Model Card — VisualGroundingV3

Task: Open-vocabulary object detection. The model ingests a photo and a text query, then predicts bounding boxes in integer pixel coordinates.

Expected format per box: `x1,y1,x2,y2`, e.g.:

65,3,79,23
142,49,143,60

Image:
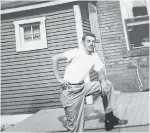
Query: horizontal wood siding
80,2,98,81
96,1,149,92
80,2,91,34
1,4,78,114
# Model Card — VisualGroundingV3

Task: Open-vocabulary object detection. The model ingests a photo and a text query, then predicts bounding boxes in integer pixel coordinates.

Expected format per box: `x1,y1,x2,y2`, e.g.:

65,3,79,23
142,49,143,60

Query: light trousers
60,80,117,132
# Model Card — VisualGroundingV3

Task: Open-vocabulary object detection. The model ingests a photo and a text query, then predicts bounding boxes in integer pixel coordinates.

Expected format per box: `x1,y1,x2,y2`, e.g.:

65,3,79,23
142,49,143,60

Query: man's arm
97,68,106,82
97,69,108,95
51,53,67,84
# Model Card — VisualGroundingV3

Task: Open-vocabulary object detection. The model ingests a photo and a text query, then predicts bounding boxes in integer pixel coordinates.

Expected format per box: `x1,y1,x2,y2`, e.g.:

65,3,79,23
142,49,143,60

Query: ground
3,91,149,132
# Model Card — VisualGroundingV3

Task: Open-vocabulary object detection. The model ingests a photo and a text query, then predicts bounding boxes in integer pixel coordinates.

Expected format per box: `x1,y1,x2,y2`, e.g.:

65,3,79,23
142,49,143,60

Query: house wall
1,3,78,115
96,1,149,92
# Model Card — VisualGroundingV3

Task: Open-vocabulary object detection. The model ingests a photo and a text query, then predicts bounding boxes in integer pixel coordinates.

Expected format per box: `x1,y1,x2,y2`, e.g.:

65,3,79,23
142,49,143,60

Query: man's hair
82,32,96,41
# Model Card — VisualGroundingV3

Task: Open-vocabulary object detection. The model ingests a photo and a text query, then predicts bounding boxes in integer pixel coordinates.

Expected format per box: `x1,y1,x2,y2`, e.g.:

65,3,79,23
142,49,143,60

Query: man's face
83,36,96,54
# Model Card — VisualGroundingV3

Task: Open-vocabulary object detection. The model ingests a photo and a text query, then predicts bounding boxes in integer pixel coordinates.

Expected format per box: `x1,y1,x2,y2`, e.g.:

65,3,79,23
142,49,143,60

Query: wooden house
1,0,149,117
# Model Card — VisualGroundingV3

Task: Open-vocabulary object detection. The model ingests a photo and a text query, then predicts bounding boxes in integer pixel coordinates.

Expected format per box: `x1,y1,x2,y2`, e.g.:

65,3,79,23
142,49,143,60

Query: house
1,0,149,118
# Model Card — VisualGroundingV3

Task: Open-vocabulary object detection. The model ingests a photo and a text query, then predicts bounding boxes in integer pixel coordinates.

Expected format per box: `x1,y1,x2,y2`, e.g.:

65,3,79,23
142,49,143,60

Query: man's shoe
105,112,128,131
105,119,114,131
109,112,128,126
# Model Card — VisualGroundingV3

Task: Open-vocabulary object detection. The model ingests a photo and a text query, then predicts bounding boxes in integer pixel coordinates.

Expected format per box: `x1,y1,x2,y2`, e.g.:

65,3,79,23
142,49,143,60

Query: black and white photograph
1,0,149,132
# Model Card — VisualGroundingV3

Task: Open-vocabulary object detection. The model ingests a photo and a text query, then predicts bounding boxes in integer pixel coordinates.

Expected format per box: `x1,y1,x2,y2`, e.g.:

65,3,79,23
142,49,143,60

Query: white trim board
1,0,78,14
73,4,83,49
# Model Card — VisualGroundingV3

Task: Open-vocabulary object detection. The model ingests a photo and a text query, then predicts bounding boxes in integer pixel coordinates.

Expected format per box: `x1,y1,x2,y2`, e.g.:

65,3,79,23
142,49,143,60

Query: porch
3,91,149,132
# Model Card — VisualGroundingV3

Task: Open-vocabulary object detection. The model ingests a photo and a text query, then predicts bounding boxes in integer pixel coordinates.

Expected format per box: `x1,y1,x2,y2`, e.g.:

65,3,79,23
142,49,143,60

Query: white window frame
125,15,149,49
14,17,47,52
119,0,149,51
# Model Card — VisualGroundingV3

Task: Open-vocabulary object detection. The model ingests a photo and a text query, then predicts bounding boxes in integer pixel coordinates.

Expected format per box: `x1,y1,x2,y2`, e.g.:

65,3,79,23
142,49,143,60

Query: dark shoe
105,119,114,131
105,112,128,131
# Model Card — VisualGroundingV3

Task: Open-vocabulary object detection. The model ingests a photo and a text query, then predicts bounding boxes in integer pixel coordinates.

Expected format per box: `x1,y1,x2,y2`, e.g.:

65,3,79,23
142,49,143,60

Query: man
52,33,127,132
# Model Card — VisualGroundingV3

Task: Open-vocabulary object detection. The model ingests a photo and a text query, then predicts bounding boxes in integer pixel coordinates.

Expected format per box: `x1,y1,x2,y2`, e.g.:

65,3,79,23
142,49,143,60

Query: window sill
122,47,149,58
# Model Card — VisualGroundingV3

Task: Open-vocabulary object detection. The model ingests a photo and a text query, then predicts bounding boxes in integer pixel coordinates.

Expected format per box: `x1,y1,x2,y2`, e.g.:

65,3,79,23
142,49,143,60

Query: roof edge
1,0,78,15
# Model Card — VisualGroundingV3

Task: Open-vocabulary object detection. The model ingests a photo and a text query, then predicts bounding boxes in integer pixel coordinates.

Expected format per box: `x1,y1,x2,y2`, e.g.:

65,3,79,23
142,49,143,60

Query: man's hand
97,69,110,95
58,79,68,85
101,80,109,95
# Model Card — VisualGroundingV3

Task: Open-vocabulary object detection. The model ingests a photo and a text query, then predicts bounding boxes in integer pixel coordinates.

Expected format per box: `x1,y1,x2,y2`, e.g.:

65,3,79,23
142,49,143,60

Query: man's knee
105,80,113,93
106,80,112,85
107,80,113,88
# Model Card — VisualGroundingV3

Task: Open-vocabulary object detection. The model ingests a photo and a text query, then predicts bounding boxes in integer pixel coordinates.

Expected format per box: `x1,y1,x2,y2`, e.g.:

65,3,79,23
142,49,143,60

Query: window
14,17,47,52
23,23,41,42
125,16,149,49
120,0,149,51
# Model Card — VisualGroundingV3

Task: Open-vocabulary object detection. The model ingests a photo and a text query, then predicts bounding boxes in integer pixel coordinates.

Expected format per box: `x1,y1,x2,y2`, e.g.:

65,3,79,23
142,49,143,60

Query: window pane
24,26,31,34
24,34,32,42
32,25,40,33
128,23,149,47
33,33,40,41
132,6,148,17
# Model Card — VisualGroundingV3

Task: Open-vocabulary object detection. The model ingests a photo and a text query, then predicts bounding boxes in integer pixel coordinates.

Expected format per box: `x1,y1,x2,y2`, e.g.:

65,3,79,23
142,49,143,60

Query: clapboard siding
2,100,61,112
1,43,77,59
2,34,77,47
80,2,91,34
1,38,77,49
2,65,64,75
1,90,60,99
2,35,77,47
1,60,66,71
2,86,60,95
1,40,77,52
1,73,62,85
1,105,61,116
1,56,66,67
1,7,74,23
2,79,61,91
2,60,64,70
2,96,60,105
1,3,78,114
1,82,62,92
2,96,60,106
2,102,61,112
1,45,77,57
1,103,62,115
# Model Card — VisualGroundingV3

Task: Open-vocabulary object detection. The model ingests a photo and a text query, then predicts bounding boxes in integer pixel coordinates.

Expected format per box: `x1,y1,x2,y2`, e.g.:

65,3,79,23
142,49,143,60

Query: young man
52,33,127,132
